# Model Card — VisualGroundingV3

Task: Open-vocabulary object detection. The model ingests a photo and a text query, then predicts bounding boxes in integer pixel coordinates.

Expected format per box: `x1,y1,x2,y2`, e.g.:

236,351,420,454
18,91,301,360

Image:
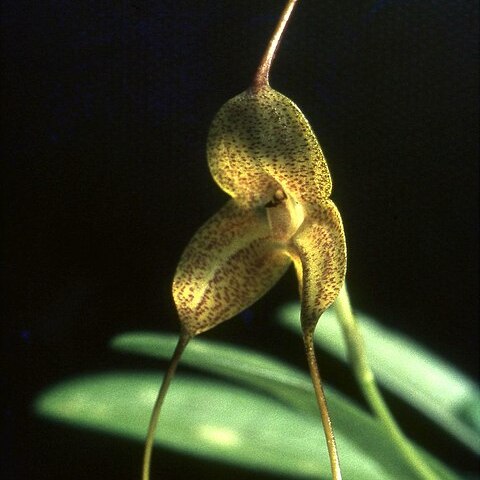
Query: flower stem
333,284,439,480
303,332,343,480
142,332,190,480
252,0,299,92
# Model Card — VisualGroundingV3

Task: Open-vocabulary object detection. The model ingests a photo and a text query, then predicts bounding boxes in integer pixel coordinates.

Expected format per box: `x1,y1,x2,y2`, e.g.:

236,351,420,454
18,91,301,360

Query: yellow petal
207,86,332,206
289,200,346,336
173,200,291,336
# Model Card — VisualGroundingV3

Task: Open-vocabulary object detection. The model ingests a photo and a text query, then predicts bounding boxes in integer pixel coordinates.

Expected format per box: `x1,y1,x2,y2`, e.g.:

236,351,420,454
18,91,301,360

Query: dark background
1,1,478,479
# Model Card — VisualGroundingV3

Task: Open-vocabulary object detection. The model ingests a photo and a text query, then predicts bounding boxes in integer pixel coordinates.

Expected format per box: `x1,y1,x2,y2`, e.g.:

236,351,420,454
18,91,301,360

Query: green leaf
35,372,325,478
111,331,317,413
34,370,451,480
109,331,458,479
277,302,480,455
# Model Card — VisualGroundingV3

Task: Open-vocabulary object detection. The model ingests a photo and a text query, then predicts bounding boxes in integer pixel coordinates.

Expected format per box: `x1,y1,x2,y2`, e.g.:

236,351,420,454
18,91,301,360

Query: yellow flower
143,4,347,479
172,84,346,341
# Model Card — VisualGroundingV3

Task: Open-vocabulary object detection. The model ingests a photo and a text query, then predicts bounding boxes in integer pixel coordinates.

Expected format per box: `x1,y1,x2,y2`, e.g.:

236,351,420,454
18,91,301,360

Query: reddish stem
252,0,299,92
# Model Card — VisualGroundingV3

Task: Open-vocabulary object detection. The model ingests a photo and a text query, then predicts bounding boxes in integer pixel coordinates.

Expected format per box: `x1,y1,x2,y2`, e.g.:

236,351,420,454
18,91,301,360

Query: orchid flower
143,2,346,479
173,85,346,343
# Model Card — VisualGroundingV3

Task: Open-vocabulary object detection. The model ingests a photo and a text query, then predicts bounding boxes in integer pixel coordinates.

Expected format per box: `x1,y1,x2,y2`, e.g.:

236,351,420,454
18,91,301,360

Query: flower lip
265,188,287,208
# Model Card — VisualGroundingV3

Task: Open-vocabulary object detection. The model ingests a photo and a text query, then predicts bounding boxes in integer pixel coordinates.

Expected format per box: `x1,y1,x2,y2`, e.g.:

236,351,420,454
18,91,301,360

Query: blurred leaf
111,331,316,412
35,370,454,480
110,332,458,479
277,303,480,455
36,372,327,478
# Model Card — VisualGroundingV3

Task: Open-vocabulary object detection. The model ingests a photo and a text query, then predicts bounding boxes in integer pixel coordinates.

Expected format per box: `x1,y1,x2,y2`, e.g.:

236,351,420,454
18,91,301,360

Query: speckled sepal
172,199,291,336
290,200,346,336
207,86,332,207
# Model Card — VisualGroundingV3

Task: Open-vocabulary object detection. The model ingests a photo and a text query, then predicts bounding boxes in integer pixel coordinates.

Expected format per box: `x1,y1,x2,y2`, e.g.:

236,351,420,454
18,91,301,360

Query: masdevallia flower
143,4,347,479
172,84,346,341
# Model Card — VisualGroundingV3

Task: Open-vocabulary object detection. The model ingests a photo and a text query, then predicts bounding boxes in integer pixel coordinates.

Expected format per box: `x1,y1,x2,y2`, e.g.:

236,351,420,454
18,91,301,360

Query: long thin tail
303,331,343,480
142,332,190,480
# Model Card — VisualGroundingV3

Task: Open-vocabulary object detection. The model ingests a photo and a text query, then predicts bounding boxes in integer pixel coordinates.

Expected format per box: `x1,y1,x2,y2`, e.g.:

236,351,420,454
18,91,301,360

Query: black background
2,1,478,479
